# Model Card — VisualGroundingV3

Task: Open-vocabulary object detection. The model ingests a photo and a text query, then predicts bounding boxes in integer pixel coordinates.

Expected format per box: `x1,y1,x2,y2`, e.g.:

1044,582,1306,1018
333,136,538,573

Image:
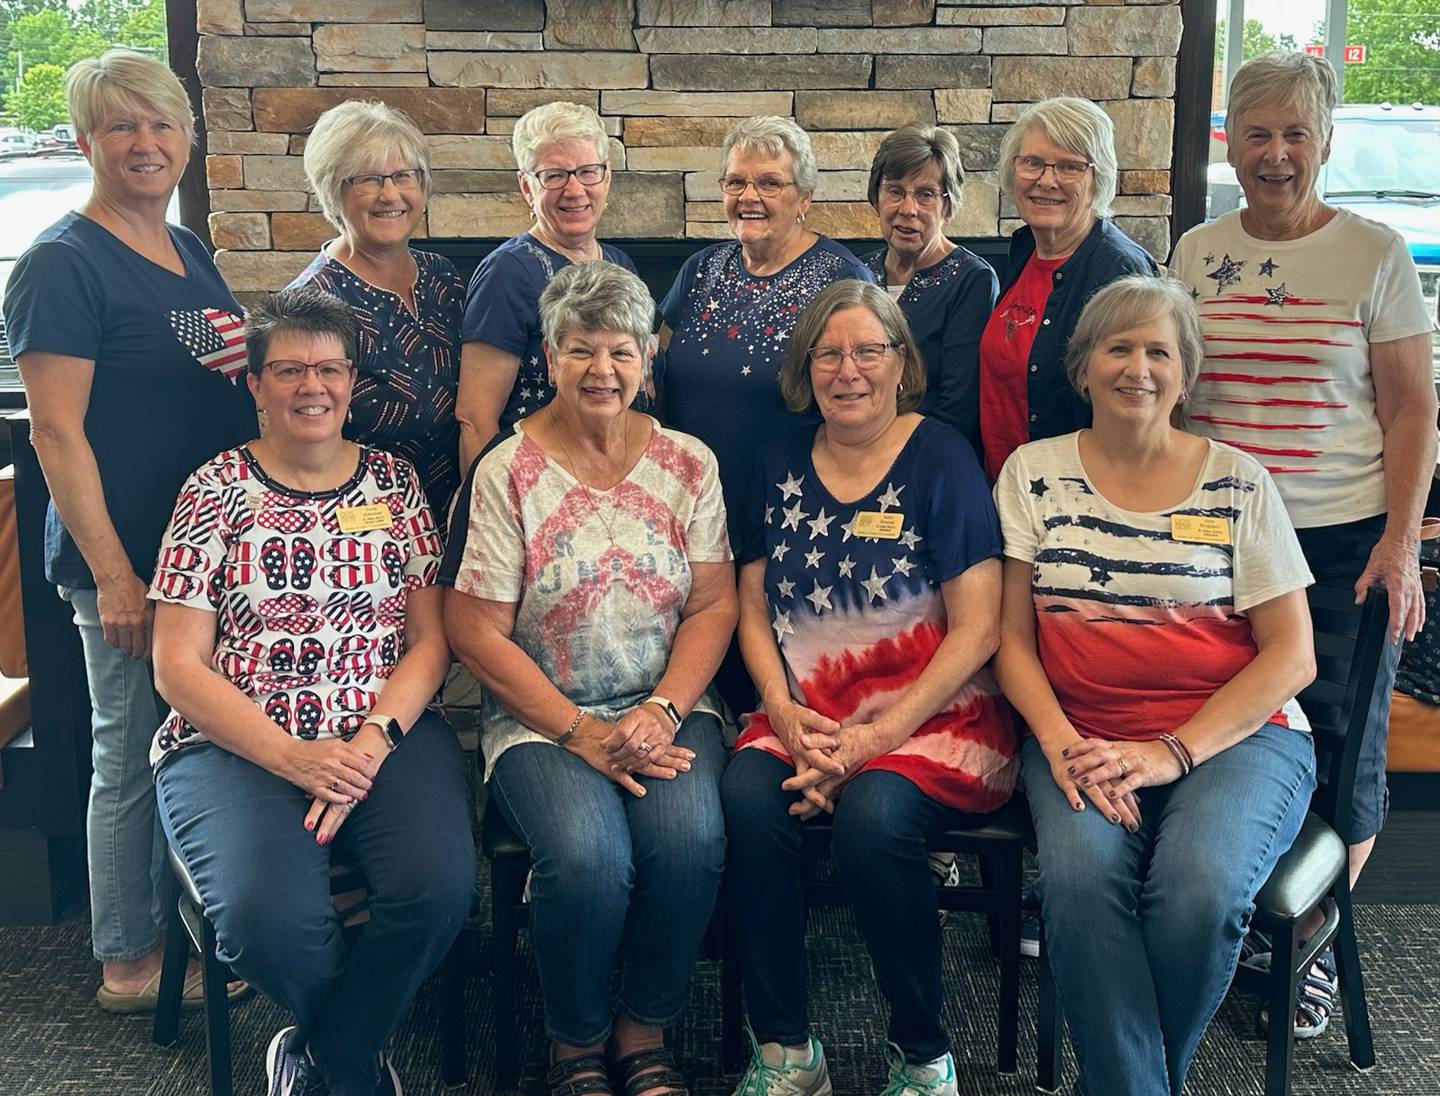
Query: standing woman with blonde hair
3,49,255,1011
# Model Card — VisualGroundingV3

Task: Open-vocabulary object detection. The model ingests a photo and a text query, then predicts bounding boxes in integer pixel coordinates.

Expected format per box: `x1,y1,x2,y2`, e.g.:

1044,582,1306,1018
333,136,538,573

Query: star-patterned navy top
864,245,998,455
735,416,1016,811
289,246,464,519
660,235,874,547
462,232,640,434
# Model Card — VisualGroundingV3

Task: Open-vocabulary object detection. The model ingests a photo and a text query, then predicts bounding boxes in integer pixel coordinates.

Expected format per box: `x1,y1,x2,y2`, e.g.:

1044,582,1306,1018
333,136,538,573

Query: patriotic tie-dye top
147,446,442,766
1170,209,1433,527
737,418,1017,812
995,433,1313,742
450,418,732,778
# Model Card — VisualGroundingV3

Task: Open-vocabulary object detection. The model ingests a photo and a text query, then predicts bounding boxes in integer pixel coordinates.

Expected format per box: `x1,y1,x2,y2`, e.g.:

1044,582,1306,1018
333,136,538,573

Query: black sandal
613,1046,689,1096
547,1051,614,1096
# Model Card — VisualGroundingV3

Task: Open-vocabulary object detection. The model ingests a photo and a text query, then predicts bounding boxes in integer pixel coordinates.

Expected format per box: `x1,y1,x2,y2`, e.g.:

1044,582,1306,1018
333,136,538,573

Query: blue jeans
721,749,967,1064
488,712,726,1047
154,712,475,1096
1021,726,1314,1096
59,584,172,963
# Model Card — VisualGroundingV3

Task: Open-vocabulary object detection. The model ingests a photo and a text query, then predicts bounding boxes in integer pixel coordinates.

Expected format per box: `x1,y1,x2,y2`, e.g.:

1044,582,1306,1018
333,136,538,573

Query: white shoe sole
264,1026,295,1093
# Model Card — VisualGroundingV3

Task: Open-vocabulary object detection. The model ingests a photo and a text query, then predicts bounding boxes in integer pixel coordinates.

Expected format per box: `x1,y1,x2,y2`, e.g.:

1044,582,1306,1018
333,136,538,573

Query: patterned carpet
1,889,1436,1096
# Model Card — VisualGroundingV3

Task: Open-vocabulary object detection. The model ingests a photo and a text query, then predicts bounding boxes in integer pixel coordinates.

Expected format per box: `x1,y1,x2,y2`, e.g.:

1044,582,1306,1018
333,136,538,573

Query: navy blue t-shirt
659,235,873,547
865,245,998,456
461,232,640,433
4,213,257,588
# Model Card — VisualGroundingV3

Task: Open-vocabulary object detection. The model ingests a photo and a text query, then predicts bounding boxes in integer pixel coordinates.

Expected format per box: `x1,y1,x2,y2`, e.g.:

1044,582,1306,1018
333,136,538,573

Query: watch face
379,717,402,747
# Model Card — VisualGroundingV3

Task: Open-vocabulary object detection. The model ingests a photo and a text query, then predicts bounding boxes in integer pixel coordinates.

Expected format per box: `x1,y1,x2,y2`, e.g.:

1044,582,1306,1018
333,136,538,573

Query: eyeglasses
530,163,608,190
262,359,355,384
1012,155,1092,183
719,175,797,198
342,168,425,196
807,343,899,371
878,183,945,209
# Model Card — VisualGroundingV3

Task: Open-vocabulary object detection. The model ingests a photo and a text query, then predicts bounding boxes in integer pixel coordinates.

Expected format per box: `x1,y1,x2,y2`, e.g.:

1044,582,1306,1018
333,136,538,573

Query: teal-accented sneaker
879,1044,958,1096
731,1027,832,1096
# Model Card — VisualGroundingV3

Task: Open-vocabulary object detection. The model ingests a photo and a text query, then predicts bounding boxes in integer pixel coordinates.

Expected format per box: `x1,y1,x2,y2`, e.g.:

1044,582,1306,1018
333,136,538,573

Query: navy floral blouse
289,247,464,518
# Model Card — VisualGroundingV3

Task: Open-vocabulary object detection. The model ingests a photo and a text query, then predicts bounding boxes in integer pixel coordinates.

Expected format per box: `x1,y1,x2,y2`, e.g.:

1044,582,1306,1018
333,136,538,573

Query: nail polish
1110,814,1120,824
1080,776,1090,786
1065,766,1075,776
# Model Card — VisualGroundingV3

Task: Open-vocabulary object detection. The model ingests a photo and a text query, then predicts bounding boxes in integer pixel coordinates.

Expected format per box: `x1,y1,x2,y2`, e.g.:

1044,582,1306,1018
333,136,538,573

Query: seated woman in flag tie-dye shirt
993,275,1318,1096
721,280,1016,1096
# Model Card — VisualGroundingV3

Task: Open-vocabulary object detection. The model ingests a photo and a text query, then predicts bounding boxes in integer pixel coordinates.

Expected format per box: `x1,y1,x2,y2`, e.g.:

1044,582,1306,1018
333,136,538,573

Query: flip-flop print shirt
147,446,441,766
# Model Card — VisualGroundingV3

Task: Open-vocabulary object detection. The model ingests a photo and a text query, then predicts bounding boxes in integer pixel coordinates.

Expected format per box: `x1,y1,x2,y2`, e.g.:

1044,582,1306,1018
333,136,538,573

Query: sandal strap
614,1046,688,1096
547,1052,614,1096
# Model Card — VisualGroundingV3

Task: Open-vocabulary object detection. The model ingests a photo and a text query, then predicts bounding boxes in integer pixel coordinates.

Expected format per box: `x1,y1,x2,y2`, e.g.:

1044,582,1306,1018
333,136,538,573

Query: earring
256,407,269,434
347,408,353,423
897,382,904,394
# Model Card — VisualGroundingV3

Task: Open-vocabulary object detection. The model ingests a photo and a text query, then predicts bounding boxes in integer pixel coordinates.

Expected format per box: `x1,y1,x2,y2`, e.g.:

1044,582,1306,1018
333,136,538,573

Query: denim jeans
1021,726,1314,1096
59,584,172,963
488,711,726,1047
721,748,967,1064
154,712,475,1096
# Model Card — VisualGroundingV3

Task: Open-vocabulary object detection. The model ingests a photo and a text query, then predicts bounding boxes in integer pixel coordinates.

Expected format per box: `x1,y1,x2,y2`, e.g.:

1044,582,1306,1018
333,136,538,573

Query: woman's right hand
764,693,846,778
1039,733,1142,831
569,715,693,798
96,569,154,659
278,737,380,804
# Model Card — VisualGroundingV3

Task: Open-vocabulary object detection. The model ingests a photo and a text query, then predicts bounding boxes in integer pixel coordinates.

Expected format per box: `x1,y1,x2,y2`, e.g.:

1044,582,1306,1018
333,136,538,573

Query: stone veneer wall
194,0,1183,297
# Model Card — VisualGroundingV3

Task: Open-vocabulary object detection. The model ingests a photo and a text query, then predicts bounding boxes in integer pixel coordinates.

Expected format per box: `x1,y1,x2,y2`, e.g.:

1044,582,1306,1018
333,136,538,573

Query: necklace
554,416,633,549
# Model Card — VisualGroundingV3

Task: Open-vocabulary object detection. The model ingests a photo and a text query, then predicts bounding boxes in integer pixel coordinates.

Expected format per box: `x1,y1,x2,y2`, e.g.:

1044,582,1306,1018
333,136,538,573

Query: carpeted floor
1,891,1436,1096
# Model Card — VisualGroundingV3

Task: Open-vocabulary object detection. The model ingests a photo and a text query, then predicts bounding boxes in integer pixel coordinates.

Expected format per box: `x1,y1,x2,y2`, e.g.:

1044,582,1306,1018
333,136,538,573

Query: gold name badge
1170,514,1231,545
336,503,392,533
853,511,904,539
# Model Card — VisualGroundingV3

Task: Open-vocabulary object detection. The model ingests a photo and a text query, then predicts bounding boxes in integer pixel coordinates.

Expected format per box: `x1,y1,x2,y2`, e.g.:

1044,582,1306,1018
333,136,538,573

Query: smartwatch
365,714,404,751
643,696,683,733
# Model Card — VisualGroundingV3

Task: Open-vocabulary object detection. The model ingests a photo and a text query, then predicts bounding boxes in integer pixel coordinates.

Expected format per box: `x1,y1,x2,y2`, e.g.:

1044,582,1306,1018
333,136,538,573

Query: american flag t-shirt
169,307,247,382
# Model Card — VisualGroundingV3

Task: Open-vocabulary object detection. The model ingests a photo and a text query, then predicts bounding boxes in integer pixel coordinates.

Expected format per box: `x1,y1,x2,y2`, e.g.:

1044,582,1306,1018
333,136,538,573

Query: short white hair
66,49,195,145
510,100,608,174
998,97,1117,218
303,100,431,230
721,115,818,197
1225,52,1337,145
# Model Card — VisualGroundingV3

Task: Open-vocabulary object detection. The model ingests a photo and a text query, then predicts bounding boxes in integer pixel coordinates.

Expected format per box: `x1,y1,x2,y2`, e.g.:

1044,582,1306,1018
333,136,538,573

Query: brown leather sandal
613,1046,689,1096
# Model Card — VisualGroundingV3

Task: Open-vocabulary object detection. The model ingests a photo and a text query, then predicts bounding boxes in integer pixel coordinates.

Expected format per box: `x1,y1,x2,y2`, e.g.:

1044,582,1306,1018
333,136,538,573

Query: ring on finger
1117,758,1128,776
636,741,653,755
328,778,339,792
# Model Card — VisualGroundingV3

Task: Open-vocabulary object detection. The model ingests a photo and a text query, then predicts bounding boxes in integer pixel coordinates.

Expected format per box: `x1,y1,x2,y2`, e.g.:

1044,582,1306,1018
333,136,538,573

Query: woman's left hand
1063,737,1184,800
305,797,354,845
604,703,678,772
782,721,886,813
1356,532,1425,643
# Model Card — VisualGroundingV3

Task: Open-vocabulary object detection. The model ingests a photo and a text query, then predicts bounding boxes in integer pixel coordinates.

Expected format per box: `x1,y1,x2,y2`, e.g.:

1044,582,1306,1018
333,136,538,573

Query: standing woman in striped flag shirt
2,50,255,1013
1170,52,1435,1038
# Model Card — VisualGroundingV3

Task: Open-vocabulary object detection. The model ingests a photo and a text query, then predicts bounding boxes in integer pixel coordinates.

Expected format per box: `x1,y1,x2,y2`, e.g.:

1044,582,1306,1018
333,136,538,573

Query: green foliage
1214,18,1298,67
1340,0,1440,104
3,10,108,99
8,58,64,129
119,0,166,57
0,1,163,116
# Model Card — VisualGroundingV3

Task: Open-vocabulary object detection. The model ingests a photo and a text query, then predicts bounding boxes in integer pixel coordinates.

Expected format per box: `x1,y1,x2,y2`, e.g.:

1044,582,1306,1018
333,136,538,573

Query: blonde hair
998,97,1118,218
303,100,432,230
66,49,195,145
1064,274,1203,400
510,100,609,174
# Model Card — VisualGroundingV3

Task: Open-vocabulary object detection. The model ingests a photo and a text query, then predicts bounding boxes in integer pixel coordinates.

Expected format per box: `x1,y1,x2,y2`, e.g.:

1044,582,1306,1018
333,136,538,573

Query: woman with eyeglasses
721,280,1015,1096
150,288,475,1096
457,100,640,468
979,97,1158,481
288,100,464,520
865,124,998,456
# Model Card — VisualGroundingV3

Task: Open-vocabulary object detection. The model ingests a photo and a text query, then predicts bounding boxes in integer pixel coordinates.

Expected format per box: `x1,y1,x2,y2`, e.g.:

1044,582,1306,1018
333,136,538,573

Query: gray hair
539,261,655,355
66,49,195,145
779,280,926,415
868,124,965,216
1225,52,1337,146
246,287,359,374
721,115,818,197
1064,274,1203,400
303,100,432,230
998,97,1118,218
511,100,609,174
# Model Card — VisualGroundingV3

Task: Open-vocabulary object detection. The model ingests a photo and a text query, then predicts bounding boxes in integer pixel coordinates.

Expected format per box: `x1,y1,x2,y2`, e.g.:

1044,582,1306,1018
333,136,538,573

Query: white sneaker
879,1044,958,1096
732,1030,832,1096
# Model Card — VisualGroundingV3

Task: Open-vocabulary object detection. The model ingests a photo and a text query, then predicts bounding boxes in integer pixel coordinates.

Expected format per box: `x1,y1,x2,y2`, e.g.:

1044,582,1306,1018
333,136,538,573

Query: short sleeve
660,250,701,330
917,426,1002,582
149,469,228,611
397,461,441,588
450,452,527,603
1368,231,1433,344
462,248,537,355
994,447,1040,564
1231,462,1314,614
686,446,732,564
3,239,105,362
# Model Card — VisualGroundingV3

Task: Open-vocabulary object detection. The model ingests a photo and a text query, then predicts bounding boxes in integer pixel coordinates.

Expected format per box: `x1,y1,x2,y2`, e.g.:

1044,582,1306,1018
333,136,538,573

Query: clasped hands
768,697,885,820
1046,736,1187,832
280,722,392,845
570,705,694,798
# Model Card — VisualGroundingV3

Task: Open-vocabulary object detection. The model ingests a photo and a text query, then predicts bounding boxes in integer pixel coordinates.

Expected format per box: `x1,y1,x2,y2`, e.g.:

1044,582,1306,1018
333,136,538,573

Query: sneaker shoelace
880,1045,950,1096
733,1031,813,1096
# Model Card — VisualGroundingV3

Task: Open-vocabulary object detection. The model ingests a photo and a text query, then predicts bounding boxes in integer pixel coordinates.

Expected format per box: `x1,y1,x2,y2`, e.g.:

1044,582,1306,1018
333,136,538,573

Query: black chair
1033,584,1387,1096
715,796,1034,1079
152,844,468,1094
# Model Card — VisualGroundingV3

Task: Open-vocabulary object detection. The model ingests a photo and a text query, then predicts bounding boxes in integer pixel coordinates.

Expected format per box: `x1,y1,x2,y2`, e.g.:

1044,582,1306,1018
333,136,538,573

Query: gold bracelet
554,708,584,748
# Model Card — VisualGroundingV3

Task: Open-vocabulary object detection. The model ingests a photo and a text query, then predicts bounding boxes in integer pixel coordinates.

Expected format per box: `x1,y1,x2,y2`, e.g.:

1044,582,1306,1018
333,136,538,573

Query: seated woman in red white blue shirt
993,275,1317,1096
722,280,1015,1096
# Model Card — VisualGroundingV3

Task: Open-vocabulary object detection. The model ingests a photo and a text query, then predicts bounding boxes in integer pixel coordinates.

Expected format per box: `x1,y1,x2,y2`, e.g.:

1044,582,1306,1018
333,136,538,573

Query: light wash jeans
59,584,172,963
488,711,726,1047
1021,726,1314,1096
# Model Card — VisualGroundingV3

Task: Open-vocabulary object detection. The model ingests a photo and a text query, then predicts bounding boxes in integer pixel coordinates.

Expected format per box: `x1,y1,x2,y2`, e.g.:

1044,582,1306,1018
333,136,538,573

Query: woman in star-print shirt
721,281,1014,1096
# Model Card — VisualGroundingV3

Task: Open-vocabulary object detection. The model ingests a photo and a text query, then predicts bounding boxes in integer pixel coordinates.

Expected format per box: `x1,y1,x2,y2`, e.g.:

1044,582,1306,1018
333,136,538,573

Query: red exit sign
1302,43,1367,63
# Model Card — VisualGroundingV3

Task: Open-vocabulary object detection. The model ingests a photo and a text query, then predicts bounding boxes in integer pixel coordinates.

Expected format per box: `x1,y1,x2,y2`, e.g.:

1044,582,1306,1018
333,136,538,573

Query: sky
1218,0,1329,44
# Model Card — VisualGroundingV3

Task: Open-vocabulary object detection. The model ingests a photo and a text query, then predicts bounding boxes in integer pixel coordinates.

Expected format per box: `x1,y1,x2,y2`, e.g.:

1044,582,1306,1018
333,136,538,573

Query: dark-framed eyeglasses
530,163,609,190
719,175,798,198
1012,155,1092,183
342,168,425,196
807,343,899,371
262,359,355,384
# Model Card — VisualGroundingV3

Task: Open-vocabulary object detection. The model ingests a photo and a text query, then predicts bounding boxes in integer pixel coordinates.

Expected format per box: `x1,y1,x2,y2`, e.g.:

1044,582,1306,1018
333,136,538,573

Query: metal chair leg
152,901,190,1047
720,908,746,1075
200,916,233,1096
1036,927,1061,1093
491,858,521,1091
1332,880,1375,1070
441,934,467,1088
1264,922,1299,1096
995,851,1020,1074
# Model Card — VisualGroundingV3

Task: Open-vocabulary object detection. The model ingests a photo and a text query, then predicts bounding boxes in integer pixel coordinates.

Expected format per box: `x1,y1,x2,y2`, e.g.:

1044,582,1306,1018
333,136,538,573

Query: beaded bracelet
1158,733,1194,777
555,708,584,748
